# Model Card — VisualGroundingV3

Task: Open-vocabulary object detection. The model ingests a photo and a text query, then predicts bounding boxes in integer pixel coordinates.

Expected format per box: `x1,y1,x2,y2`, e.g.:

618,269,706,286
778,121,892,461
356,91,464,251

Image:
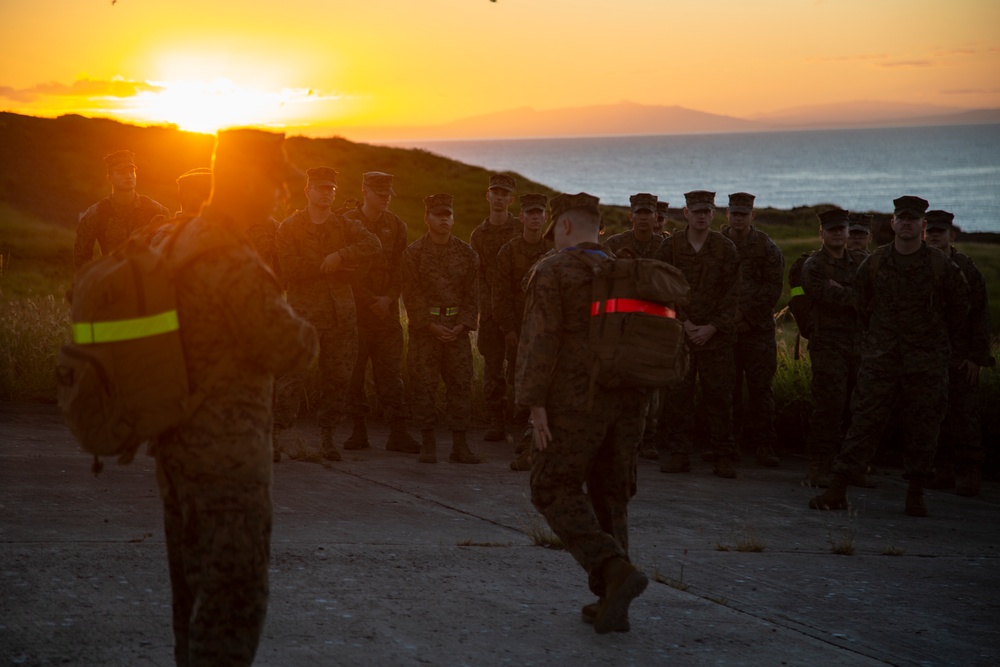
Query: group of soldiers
72,138,993,658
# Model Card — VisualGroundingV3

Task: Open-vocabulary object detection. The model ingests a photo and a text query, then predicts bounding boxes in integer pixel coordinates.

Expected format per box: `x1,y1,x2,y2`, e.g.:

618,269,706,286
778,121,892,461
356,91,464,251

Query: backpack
56,221,229,474
787,251,819,339
568,251,691,407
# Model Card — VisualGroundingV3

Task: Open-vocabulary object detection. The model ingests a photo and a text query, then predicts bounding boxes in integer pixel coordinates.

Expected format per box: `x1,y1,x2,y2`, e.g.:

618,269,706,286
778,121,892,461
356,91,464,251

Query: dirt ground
1,402,998,666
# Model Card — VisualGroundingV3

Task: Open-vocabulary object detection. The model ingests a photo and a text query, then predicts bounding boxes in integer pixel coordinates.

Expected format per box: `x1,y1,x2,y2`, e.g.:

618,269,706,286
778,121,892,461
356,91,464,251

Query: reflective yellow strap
429,307,441,316
72,310,180,344
790,286,805,298
445,307,459,316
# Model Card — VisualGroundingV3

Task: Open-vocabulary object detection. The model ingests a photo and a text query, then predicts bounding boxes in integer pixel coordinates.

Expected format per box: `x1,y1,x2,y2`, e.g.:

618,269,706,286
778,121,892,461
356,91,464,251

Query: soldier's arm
73,206,99,270
655,238,688,322
944,262,971,362
401,244,431,331
493,245,517,334
514,261,561,408
457,247,480,332
852,255,875,328
742,239,785,327
276,218,321,286
802,256,853,307
338,216,383,268
707,242,740,333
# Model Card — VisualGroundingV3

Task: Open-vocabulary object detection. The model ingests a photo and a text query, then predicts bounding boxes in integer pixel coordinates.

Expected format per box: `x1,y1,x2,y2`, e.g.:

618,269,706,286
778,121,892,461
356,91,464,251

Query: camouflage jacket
801,246,866,347
343,207,409,310
603,229,661,260
469,214,521,323
157,208,319,484
721,225,785,332
950,247,995,368
73,194,169,270
493,236,554,334
656,228,741,350
855,242,970,373
401,234,479,334
277,209,381,330
247,217,281,276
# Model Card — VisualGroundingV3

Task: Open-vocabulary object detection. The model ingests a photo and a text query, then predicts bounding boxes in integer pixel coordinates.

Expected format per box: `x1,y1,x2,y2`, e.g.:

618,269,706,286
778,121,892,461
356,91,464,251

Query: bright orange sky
1,0,998,139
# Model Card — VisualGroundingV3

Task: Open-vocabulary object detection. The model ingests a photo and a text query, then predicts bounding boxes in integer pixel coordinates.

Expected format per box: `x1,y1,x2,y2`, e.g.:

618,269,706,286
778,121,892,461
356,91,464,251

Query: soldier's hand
369,297,391,320
319,252,343,274
449,324,466,338
960,359,981,385
530,406,551,451
687,323,717,346
428,323,452,341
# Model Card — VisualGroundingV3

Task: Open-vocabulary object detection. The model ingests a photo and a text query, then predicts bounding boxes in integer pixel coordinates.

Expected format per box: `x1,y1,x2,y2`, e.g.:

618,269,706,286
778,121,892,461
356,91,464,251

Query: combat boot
484,419,506,442
272,427,283,463
343,416,369,451
418,429,437,464
385,420,421,453
510,427,532,471
320,427,341,462
955,466,982,497
660,452,690,473
449,430,483,464
755,446,780,468
905,478,929,517
639,439,660,460
581,599,630,632
925,464,956,490
713,455,737,479
808,472,849,510
594,558,647,634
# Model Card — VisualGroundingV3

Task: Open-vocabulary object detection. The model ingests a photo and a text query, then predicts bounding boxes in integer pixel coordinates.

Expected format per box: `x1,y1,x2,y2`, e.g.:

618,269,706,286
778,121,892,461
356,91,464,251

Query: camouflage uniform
516,241,646,600
274,209,381,430
343,206,411,421
155,203,318,666
604,230,661,260
74,194,169,270
402,234,479,430
721,224,785,459
247,217,280,275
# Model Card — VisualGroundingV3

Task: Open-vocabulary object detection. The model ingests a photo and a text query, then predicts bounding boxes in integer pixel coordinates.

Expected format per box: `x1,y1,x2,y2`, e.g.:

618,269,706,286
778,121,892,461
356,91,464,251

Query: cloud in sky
933,48,977,57
942,87,1000,95
0,77,165,103
806,54,887,63
878,60,934,69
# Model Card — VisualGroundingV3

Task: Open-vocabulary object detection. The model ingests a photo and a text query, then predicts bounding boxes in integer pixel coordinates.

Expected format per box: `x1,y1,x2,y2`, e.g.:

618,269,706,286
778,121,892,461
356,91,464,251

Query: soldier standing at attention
847,213,874,254
402,194,483,465
74,150,169,270
155,129,319,665
342,172,421,454
721,192,785,467
653,200,669,238
470,174,520,441
494,193,553,471
517,192,649,635
274,167,381,462
810,196,970,517
655,191,742,478
923,210,995,496
604,193,661,259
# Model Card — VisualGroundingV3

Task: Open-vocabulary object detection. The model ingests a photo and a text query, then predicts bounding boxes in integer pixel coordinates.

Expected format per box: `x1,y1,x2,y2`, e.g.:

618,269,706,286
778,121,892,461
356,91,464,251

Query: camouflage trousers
347,311,409,421
477,317,508,424
807,340,860,466
504,332,530,429
407,331,473,431
658,343,736,458
732,330,778,450
642,389,661,445
275,324,358,430
530,390,645,598
156,462,271,667
833,359,948,480
934,368,984,467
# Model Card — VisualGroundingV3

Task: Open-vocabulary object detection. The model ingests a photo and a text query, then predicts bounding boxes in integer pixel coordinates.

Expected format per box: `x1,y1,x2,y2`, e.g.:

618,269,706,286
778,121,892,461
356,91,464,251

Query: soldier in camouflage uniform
402,194,483,465
145,168,212,248
155,129,319,666
494,193,553,471
721,192,785,467
517,192,648,635
800,208,867,487
655,190,742,478
653,200,669,238
923,210,995,496
470,173,521,441
810,196,970,517
342,172,421,454
847,213,874,254
274,167,381,461
74,150,169,270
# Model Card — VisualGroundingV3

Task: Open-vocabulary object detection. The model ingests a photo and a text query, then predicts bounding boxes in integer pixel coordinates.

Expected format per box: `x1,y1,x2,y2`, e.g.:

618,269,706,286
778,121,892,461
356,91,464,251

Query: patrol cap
424,193,454,214
489,173,516,192
893,195,929,219
307,166,339,186
656,201,669,216
847,212,873,233
543,192,601,240
818,207,849,229
684,190,716,211
213,129,298,184
519,193,548,212
629,193,658,212
924,210,955,231
363,171,395,195
104,150,136,172
176,168,212,194
728,192,756,213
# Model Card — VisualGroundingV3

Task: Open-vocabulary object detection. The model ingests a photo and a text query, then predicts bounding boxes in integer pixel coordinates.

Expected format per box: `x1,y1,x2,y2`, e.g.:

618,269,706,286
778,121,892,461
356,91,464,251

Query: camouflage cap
629,193,658,212
818,207,850,229
924,210,955,231
489,173,516,192
656,201,669,216
519,193,548,212
424,193,454,214
363,171,395,196
728,192,756,213
544,192,601,240
306,166,339,185
684,190,716,211
213,129,298,183
176,168,212,194
847,212,873,232
893,195,929,218
104,150,136,172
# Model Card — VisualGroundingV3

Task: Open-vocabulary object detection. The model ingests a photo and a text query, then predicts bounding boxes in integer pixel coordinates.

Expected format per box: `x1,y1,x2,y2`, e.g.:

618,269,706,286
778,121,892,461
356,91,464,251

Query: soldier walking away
342,172,421,454
402,194,483,465
494,193,553,471
847,212,874,254
154,129,319,666
274,167,381,462
923,210,995,496
470,173,521,441
73,150,169,270
517,192,649,634
655,191,742,478
721,192,785,467
809,196,970,517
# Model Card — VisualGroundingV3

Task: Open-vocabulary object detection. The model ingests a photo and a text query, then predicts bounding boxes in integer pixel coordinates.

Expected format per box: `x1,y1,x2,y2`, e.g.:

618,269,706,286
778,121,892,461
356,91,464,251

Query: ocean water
400,124,1000,233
